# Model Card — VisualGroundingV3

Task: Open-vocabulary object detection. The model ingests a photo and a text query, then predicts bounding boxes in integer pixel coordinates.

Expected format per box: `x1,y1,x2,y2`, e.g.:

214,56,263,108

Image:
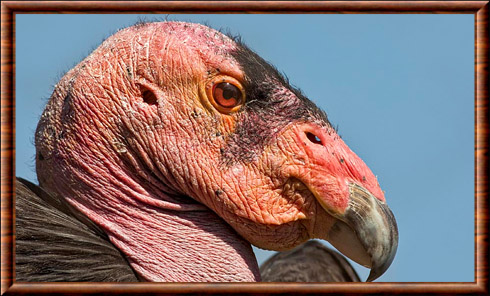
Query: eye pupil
222,85,236,100
213,82,243,108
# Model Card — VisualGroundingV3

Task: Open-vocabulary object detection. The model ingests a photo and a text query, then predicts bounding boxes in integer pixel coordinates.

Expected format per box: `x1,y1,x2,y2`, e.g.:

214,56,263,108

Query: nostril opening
306,132,322,145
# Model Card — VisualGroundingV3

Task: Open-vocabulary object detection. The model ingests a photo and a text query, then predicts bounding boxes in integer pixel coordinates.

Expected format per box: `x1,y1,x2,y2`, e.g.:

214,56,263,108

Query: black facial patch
220,38,332,164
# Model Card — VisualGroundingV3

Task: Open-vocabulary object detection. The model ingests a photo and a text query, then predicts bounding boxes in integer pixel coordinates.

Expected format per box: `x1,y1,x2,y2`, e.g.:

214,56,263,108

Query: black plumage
15,178,138,282
260,240,360,282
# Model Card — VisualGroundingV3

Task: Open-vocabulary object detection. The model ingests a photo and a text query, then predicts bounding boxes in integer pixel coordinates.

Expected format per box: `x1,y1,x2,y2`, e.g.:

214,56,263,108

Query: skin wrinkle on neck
55,132,260,281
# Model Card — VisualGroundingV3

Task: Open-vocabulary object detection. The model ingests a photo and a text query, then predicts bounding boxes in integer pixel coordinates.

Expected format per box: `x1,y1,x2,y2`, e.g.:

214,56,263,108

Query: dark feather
15,178,139,282
260,240,360,282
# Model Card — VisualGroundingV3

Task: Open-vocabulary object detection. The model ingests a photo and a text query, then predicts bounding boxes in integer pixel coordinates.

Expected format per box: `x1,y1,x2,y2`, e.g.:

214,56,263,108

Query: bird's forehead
126,22,244,78
128,21,237,50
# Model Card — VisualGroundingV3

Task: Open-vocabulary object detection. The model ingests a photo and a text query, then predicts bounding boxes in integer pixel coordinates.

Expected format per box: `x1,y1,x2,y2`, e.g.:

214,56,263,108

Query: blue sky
15,14,474,282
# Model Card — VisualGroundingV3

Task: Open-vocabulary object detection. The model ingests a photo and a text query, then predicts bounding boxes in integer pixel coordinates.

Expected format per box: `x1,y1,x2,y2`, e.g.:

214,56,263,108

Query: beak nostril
306,132,322,145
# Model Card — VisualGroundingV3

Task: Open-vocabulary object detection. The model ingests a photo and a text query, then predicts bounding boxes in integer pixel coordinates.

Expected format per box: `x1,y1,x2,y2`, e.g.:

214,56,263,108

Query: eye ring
206,76,245,113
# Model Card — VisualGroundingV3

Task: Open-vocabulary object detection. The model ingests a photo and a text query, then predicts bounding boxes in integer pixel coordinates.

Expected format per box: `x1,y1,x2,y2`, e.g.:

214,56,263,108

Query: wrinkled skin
35,22,397,282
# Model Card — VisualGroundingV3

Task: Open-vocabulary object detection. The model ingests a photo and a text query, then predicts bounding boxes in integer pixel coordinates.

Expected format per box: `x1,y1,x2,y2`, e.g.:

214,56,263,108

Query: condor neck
60,173,260,282
102,202,260,282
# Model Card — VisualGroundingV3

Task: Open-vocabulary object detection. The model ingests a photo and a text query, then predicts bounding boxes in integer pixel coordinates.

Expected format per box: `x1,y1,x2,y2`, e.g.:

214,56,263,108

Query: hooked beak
325,183,398,281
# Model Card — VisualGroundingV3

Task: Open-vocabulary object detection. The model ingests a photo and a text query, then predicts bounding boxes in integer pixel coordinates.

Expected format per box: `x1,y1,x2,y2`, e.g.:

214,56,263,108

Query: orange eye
213,82,244,109
205,76,245,113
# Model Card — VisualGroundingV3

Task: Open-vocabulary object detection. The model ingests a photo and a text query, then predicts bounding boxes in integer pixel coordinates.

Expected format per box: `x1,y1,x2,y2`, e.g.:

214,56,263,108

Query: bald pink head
35,21,397,282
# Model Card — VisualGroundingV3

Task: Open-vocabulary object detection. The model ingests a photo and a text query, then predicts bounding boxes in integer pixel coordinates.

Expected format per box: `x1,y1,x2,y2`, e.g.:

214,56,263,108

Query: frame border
1,1,488,295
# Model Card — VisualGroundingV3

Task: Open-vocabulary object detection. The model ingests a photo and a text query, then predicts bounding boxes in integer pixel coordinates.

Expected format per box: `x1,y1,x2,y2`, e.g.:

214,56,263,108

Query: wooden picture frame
1,1,488,294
